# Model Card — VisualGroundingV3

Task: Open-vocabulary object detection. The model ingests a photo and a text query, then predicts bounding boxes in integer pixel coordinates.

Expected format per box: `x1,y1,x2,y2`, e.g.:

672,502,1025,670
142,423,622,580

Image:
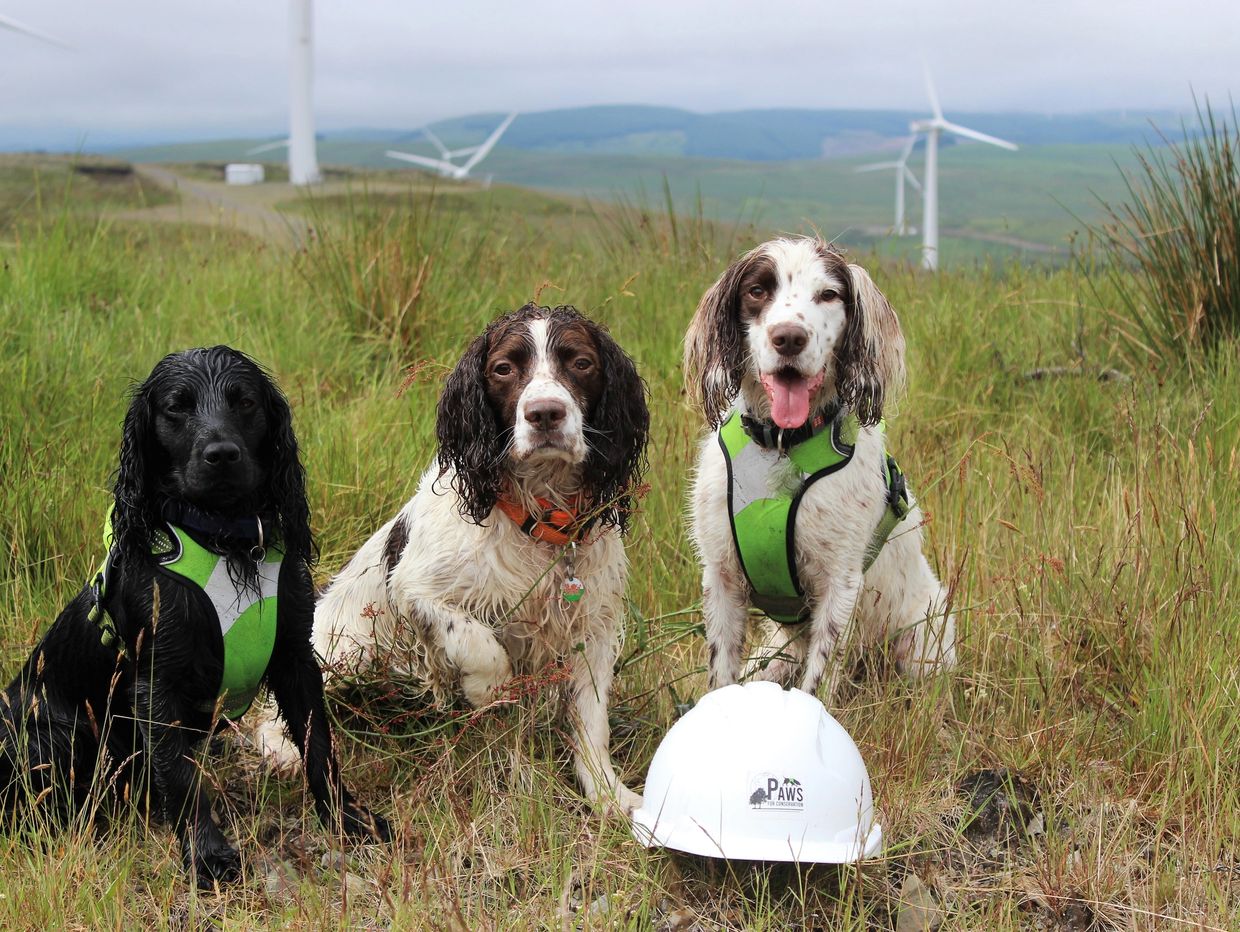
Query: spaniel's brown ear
684,247,761,427
436,324,502,525
835,262,906,426
580,316,649,535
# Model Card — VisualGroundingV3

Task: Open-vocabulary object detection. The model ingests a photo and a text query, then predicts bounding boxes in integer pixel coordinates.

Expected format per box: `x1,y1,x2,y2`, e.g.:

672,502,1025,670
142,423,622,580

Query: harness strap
864,456,913,570
86,547,126,657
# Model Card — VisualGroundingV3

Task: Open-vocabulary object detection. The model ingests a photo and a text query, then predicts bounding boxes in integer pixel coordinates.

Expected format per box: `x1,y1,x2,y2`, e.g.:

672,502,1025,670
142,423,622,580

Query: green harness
87,520,283,720
718,408,913,624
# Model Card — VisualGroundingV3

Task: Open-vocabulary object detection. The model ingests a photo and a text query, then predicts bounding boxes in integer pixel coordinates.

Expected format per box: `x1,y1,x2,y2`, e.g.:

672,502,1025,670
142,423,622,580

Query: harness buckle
886,456,911,519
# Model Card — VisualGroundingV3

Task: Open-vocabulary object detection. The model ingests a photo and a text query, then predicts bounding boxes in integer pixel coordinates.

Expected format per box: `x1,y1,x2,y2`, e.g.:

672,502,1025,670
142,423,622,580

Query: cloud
1,0,1236,149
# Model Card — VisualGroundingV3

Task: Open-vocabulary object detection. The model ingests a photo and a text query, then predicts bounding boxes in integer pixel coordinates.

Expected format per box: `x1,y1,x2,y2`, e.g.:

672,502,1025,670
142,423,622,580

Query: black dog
0,346,388,887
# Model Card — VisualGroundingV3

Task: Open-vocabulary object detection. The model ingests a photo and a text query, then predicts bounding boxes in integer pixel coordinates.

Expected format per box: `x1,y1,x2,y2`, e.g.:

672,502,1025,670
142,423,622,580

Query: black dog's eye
819,289,840,303
572,357,593,371
492,361,514,377
747,284,767,299
236,396,257,411
165,395,192,415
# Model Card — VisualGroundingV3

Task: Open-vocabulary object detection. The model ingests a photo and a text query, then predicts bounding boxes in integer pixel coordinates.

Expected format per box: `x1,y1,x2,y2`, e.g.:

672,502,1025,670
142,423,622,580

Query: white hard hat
631,681,882,863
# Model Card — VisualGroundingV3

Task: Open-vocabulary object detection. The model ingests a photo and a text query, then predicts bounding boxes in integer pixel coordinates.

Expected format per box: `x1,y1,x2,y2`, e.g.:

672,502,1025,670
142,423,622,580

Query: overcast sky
2,0,1237,149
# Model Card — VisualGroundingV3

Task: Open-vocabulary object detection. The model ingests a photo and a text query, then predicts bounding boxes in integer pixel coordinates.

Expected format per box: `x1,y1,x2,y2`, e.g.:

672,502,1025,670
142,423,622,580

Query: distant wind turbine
910,70,1018,270
855,136,922,236
242,2,319,183
386,113,518,180
287,0,319,185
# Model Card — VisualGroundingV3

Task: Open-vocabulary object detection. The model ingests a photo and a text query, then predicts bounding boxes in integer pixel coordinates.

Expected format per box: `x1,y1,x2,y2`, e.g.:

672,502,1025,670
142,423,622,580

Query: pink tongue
761,373,811,429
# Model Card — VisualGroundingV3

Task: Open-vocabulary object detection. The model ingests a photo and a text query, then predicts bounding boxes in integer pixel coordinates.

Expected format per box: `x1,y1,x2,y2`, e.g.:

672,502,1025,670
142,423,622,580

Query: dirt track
112,166,435,248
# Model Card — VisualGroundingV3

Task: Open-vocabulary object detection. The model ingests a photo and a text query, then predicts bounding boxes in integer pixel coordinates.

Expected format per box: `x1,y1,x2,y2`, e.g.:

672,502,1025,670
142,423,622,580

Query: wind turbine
287,0,319,185
0,12,70,49
386,112,518,181
910,71,1018,270
855,136,922,235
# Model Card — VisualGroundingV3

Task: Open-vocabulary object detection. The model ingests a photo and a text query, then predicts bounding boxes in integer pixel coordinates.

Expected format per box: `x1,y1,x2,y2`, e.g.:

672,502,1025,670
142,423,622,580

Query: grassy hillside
0,163,1237,928
114,140,1143,265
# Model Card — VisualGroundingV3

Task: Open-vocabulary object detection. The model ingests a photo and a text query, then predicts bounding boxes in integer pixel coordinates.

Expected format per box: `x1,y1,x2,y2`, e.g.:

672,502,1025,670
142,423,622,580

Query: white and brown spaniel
684,237,955,699
255,303,648,814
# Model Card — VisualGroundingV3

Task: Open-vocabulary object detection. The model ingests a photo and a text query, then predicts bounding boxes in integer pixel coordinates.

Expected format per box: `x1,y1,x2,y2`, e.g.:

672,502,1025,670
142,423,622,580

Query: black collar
740,403,842,452
161,501,269,544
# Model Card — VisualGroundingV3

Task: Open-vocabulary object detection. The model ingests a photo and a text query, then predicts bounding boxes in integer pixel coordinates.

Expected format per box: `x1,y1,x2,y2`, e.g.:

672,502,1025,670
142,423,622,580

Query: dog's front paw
460,662,513,709
183,831,242,890
588,781,644,819
252,713,302,774
340,802,392,843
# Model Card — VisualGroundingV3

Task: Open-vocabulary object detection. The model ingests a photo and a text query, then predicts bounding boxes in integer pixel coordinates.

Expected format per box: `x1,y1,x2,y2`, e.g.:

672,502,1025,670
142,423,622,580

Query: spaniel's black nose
202,440,241,466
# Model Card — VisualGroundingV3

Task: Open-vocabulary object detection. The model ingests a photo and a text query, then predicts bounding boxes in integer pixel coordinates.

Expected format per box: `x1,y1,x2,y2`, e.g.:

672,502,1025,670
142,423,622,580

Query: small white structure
225,163,266,186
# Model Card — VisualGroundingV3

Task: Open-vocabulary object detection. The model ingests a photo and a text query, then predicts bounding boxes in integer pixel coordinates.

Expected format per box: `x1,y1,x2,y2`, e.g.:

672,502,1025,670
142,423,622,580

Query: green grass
118,136,1146,265
0,161,1237,928
0,154,174,231
1087,100,1240,370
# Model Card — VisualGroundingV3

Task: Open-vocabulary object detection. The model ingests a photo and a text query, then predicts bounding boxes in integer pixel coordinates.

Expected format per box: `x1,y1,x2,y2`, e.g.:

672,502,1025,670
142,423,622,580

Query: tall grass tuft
1089,98,1240,369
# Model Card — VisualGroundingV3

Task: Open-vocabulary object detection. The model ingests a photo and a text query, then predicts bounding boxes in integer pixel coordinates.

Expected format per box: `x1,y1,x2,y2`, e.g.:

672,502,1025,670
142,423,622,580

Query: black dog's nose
202,440,242,466
525,400,567,431
770,323,809,357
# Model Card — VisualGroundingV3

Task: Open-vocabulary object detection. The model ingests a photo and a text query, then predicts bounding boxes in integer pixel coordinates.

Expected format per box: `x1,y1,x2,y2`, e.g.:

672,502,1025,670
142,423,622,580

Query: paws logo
748,773,804,811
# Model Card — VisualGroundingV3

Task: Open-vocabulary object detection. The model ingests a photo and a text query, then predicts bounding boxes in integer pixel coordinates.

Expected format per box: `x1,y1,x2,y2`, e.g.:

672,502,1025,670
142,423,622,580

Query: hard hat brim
632,809,883,864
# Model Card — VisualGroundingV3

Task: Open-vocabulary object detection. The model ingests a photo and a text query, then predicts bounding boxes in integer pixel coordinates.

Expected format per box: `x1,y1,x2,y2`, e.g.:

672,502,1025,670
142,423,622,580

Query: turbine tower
910,71,1017,270
288,0,320,185
855,136,922,235
386,113,518,181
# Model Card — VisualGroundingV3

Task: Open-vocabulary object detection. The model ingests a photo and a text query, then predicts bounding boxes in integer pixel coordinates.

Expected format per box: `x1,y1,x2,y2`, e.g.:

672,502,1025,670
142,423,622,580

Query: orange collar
496,495,591,547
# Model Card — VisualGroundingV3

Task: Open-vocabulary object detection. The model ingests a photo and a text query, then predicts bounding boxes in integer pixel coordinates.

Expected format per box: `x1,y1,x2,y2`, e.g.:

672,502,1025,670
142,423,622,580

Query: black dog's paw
341,802,392,843
182,831,242,890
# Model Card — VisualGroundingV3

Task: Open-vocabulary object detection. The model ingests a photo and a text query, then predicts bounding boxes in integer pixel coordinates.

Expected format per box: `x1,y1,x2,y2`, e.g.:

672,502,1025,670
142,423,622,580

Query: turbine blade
939,120,1018,151
898,135,917,164
422,127,450,159
922,65,943,120
0,12,71,48
246,139,290,155
447,146,480,158
461,112,517,173
855,161,901,173
903,165,922,191
386,150,455,172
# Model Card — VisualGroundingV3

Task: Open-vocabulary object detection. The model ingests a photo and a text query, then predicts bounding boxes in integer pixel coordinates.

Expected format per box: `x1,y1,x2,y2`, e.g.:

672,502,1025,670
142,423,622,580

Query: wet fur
0,346,388,888
253,305,650,815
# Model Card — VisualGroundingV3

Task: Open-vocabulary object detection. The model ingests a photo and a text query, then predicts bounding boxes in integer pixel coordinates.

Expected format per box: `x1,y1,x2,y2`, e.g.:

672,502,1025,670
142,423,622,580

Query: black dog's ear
835,260,907,427
111,377,160,568
684,246,762,427
436,327,501,525
583,322,649,534
260,370,316,566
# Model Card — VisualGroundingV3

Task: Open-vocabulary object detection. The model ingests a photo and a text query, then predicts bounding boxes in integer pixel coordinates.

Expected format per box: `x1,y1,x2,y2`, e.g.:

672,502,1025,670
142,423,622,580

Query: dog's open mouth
759,367,825,430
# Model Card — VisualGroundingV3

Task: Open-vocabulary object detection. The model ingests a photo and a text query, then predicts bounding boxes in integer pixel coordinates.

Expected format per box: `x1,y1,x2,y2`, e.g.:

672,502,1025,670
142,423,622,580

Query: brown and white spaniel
685,237,955,699
254,303,649,814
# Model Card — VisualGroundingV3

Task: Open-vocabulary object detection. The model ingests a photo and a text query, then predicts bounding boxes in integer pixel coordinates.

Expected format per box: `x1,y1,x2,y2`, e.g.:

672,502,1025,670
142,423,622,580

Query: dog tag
562,576,586,603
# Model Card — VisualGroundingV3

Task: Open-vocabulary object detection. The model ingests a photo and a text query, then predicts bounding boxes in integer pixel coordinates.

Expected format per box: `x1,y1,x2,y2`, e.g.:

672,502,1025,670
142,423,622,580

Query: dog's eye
236,397,257,411
747,284,767,299
572,357,593,371
492,362,514,377
819,289,840,303
165,396,191,415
